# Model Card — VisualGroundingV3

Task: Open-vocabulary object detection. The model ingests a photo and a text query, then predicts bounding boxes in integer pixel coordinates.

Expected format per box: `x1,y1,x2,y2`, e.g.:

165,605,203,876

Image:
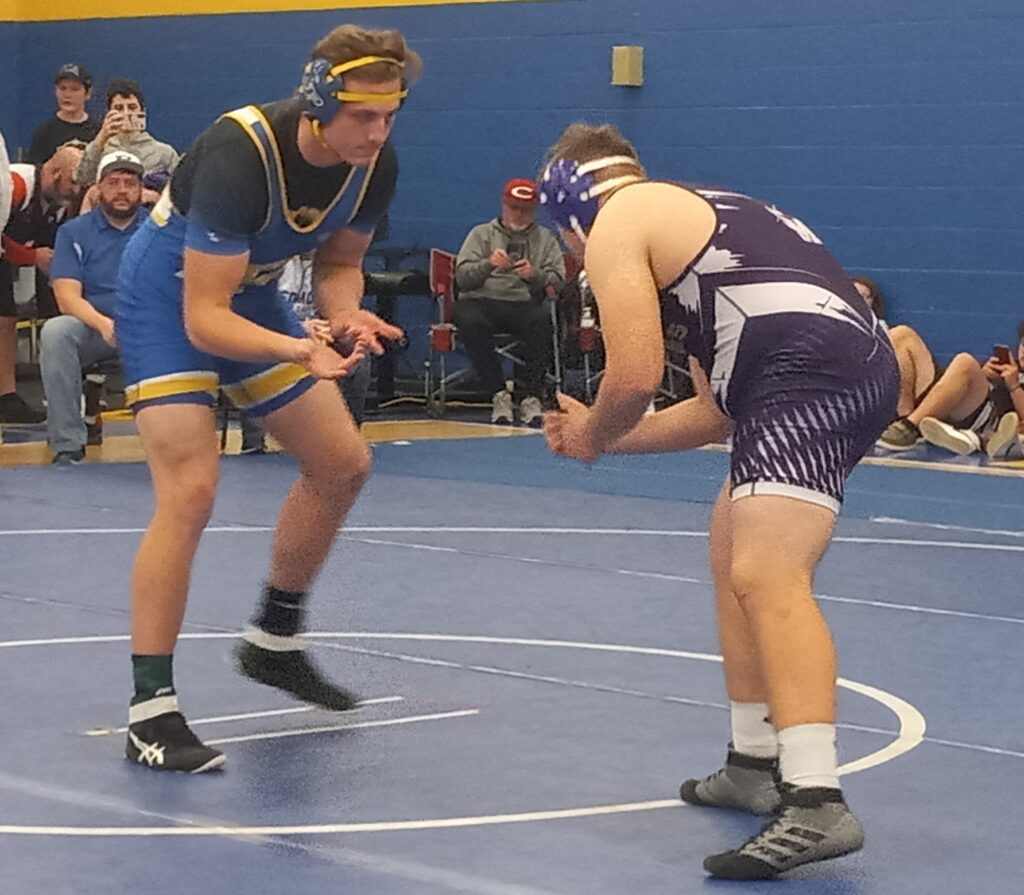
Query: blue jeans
39,316,118,453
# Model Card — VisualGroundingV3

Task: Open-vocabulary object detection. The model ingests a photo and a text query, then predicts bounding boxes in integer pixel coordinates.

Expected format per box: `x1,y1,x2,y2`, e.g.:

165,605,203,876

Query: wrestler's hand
295,338,366,380
304,318,334,345
329,309,404,356
544,392,599,464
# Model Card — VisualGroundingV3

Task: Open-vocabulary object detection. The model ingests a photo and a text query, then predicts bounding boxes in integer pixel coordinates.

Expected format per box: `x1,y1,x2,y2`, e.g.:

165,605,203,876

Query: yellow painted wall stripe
2,0,538,25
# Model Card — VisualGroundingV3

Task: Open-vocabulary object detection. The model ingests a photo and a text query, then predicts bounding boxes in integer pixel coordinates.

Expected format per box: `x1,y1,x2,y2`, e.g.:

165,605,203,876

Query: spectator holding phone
877,322,1024,459
454,178,564,424
77,79,179,199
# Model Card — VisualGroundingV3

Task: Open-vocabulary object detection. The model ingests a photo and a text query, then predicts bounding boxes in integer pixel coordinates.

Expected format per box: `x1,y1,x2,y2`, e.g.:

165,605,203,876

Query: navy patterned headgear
297,56,408,124
538,155,641,241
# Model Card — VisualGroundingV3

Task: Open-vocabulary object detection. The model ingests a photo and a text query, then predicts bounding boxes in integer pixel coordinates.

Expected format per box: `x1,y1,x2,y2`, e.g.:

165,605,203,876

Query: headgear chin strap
298,55,408,124
538,155,641,241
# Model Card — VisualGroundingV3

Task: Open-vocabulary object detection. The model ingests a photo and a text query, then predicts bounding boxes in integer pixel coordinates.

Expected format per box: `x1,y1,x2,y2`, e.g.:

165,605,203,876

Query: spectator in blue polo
42,150,145,465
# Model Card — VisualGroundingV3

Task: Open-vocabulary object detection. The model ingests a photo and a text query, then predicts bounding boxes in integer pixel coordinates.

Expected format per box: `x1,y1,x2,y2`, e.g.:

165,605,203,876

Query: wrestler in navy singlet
659,187,899,510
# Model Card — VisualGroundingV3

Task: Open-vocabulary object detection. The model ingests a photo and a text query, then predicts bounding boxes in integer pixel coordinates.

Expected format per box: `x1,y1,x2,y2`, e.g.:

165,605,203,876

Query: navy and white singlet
658,186,899,511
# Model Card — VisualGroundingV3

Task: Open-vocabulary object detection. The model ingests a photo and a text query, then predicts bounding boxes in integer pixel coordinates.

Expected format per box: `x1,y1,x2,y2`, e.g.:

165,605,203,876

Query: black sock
253,583,308,637
131,654,175,705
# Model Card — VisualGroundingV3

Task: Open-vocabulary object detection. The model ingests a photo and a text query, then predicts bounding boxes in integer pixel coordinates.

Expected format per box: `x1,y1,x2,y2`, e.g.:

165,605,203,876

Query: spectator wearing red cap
27,64,102,164
454,177,565,424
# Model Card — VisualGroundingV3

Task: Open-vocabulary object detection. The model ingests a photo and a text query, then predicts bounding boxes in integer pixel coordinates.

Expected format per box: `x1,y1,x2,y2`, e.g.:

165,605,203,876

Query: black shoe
236,638,359,711
239,437,267,455
0,392,46,424
703,785,865,880
52,448,86,466
125,711,225,773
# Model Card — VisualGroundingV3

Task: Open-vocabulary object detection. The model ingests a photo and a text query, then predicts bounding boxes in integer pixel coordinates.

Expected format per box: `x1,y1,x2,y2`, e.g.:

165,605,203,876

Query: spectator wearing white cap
454,177,565,425
41,150,145,464
78,79,179,191
27,64,102,164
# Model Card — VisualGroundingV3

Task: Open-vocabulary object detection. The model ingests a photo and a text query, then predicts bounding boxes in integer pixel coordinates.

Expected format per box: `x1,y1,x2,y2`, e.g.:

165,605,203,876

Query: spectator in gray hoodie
454,178,565,425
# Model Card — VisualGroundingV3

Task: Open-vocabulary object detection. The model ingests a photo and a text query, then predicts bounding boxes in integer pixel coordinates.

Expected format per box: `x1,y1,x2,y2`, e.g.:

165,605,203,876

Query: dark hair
851,275,885,319
1017,320,1024,342
106,79,145,110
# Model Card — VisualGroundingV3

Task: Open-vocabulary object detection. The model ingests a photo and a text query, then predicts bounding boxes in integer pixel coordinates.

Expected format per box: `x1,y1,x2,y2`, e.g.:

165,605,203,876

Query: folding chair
425,248,534,416
555,263,692,407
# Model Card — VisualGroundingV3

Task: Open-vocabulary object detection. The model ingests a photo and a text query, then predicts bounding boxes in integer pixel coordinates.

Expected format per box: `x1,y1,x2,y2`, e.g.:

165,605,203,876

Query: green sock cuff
131,654,175,705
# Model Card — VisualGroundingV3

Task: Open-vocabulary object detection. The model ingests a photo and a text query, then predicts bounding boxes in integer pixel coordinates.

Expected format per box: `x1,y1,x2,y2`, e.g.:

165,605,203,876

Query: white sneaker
491,389,514,424
919,417,981,455
519,396,543,427
986,411,1020,459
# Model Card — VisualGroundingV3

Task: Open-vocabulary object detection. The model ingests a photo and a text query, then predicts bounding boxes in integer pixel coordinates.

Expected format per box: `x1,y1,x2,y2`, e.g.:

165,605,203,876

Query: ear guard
297,55,408,124
538,155,640,241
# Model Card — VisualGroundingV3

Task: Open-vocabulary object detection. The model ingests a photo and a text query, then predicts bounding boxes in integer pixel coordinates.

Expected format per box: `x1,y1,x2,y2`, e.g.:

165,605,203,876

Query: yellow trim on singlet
149,186,173,227
346,151,380,225
220,362,310,409
124,372,219,407
223,105,357,235
221,107,275,234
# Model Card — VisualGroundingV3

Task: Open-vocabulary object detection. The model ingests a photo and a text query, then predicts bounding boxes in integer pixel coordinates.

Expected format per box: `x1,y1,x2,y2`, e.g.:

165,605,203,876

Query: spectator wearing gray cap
41,150,145,464
27,64,102,164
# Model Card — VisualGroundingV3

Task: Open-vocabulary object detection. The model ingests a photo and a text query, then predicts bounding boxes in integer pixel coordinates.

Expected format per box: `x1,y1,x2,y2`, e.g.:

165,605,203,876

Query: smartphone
994,344,1013,364
506,239,526,264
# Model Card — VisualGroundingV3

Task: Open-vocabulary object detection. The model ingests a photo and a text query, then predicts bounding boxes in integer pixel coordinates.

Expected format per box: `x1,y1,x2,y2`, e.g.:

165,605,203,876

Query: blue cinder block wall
3,0,1022,363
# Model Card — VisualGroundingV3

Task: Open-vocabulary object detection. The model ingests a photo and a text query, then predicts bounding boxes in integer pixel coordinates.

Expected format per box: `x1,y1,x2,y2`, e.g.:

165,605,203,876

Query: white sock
730,701,778,758
778,723,840,790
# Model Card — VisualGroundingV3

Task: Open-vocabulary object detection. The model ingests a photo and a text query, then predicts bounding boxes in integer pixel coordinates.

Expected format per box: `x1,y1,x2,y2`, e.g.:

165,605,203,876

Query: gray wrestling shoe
679,748,781,816
703,785,865,880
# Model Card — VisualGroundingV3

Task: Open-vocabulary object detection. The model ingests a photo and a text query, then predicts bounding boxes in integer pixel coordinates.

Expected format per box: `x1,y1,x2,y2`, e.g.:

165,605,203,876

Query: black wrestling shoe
236,638,359,711
125,711,225,774
680,747,781,816
703,785,864,880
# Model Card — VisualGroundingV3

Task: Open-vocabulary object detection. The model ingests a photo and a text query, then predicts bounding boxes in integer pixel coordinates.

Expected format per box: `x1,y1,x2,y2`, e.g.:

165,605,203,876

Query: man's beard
101,200,138,222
